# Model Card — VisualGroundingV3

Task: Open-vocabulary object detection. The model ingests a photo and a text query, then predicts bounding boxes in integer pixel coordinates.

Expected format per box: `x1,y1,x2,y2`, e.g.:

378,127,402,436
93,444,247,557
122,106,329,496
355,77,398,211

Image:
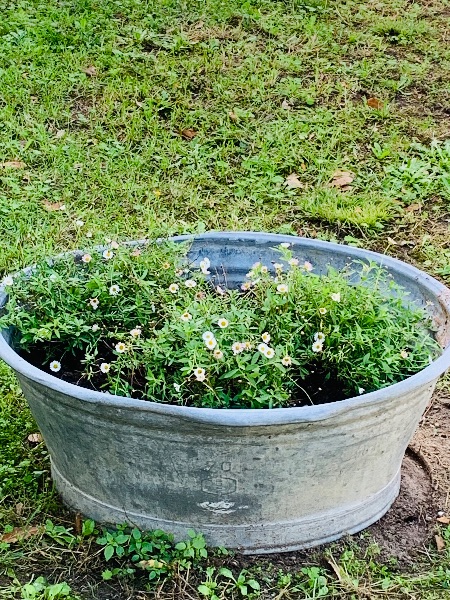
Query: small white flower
180,312,192,322
263,347,275,359
202,331,215,341
303,261,313,272
213,348,224,359
75,219,85,227
281,355,292,366
400,350,409,359
216,285,226,295
195,291,206,300
82,254,92,263
331,292,341,302
175,269,184,277
319,307,327,315
168,283,179,293
130,327,142,338
245,270,254,279
193,367,206,382
92,324,99,332
100,362,110,374
110,241,119,249
109,284,120,296
261,332,271,343
280,242,291,248
2,275,13,286
241,281,252,291
86,231,93,238
277,283,289,294
49,360,61,372
217,318,229,329
288,258,299,267
232,342,244,355
185,279,197,288
174,382,181,392
90,298,99,310
312,341,323,353
261,265,268,274
205,337,217,350
358,387,365,395
244,341,253,350
274,263,283,271
162,262,171,270
258,343,268,353
314,332,325,342
115,342,127,353
103,249,114,260
59,204,66,211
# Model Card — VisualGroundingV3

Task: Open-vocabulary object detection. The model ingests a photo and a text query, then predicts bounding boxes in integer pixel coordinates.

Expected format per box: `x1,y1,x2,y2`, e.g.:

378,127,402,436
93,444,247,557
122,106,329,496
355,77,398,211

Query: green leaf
115,534,129,544
175,542,187,550
219,567,233,579
192,536,206,549
248,579,260,590
102,569,113,580
104,545,114,561
198,584,211,596
82,519,95,537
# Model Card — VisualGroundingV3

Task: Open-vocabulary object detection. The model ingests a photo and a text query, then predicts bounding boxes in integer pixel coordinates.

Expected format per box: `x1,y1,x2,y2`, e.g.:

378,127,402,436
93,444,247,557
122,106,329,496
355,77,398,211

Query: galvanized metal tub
1,232,450,554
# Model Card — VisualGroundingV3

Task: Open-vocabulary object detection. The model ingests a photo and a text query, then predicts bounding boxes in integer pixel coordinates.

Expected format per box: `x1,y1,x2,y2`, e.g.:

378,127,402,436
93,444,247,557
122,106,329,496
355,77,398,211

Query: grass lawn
0,0,450,597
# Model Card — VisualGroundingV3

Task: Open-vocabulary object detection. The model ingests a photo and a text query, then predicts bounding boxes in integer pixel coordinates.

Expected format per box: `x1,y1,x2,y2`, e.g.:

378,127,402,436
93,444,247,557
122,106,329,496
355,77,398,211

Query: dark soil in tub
21,344,353,407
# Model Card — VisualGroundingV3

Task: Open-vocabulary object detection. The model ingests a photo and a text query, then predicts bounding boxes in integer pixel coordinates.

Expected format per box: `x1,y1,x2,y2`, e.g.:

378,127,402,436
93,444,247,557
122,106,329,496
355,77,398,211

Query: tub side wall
18,374,437,552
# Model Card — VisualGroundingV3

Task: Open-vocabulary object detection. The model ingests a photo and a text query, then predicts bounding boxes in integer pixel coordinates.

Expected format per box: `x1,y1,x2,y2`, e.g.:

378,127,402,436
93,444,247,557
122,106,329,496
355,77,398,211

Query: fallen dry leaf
42,200,64,212
55,129,65,139
330,170,354,188
228,111,238,122
435,534,445,552
15,503,24,516
285,173,304,189
367,97,383,109
74,513,83,535
436,516,450,524
405,203,421,212
83,65,97,77
0,161,26,169
180,128,198,140
0,526,41,544
281,100,291,110
27,432,43,443
387,237,398,246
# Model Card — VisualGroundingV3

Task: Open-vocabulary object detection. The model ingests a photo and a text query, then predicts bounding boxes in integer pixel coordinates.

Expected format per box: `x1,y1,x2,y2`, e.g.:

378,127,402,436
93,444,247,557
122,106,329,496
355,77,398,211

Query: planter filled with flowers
1,231,450,553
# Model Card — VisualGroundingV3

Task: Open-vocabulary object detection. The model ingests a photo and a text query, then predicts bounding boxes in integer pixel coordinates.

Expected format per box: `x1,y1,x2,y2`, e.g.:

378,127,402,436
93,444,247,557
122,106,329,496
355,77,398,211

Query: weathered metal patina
1,233,449,553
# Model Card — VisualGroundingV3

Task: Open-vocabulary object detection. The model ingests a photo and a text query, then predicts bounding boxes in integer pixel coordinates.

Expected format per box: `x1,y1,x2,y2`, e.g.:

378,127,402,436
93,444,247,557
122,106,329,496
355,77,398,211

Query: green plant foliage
96,524,208,583
19,577,76,600
0,240,441,407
